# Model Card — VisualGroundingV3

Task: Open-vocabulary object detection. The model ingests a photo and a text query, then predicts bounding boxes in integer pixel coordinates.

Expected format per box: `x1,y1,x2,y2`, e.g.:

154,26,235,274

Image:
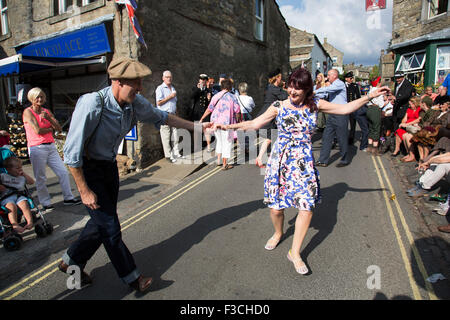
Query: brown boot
129,275,153,292
58,261,93,286
437,224,450,233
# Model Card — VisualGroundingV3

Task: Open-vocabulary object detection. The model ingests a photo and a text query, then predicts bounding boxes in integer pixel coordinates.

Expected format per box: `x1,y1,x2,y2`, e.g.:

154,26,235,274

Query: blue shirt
155,82,177,113
64,86,168,167
314,79,348,104
443,73,450,96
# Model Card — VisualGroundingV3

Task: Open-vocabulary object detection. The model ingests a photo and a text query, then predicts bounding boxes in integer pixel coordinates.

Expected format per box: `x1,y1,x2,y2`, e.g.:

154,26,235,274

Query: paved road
0,136,449,302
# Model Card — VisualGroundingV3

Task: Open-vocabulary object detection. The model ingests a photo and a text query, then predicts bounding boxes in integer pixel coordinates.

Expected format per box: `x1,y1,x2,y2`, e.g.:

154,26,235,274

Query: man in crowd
346,71,368,151
156,70,184,163
392,71,415,130
433,86,450,107
190,73,213,151
315,69,351,167
60,57,211,293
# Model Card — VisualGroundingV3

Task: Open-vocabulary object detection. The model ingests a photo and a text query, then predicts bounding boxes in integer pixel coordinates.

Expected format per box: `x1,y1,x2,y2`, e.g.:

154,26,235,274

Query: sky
276,0,393,66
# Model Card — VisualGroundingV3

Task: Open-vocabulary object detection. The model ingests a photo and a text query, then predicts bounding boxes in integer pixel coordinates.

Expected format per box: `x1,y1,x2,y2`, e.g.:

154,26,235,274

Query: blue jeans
62,158,140,284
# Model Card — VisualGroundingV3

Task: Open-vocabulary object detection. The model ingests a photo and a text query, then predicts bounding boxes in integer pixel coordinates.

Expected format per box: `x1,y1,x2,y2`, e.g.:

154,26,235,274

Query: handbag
405,125,420,134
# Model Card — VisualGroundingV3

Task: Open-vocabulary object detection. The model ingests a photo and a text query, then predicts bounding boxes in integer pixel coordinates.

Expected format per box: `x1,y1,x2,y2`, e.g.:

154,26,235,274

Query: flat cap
268,68,281,78
344,71,354,78
107,57,152,80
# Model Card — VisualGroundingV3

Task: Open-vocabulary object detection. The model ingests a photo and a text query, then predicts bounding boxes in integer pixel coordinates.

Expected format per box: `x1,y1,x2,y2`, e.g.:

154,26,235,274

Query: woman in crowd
214,68,389,275
23,87,80,211
255,68,288,168
391,97,422,161
237,82,255,121
314,73,328,131
200,79,241,170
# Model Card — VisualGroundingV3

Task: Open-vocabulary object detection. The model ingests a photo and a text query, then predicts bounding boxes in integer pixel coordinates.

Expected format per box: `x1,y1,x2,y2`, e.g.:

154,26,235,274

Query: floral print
263,100,321,211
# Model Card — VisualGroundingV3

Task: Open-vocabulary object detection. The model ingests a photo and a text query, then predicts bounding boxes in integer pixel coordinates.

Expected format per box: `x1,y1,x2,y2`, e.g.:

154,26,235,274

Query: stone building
344,63,371,82
0,0,290,169
389,0,450,86
322,38,344,74
289,26,332,78
379,49,395,88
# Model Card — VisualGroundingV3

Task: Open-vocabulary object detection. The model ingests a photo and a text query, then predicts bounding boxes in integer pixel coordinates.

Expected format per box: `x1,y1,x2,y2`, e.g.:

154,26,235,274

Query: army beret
344,71,354,78
107,57,152,80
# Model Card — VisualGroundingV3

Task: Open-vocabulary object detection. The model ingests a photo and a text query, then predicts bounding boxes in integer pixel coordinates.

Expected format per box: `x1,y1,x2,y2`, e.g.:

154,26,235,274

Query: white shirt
368,87,385,108
155,82,177,114
382,102,393,116
237,95,255,114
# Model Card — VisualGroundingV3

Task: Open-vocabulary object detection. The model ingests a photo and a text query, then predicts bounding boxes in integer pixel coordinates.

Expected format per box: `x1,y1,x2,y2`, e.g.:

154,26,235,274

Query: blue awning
0,54,106,77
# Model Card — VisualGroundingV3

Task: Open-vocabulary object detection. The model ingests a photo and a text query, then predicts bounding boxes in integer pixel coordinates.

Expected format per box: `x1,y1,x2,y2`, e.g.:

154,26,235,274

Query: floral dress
263,100,321,211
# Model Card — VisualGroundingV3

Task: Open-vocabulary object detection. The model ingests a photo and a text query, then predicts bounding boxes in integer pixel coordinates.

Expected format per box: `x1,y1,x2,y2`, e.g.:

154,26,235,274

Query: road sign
125,126,137,141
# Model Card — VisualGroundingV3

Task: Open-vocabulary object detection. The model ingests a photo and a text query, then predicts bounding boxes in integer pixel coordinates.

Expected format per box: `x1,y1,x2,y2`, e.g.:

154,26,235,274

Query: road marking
0,163,224,300
375,156,437,300
371,156,422,299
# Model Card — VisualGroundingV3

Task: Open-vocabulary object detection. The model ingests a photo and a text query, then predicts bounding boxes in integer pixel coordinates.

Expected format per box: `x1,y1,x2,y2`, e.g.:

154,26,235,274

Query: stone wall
323,38,344,70
392,0,450,46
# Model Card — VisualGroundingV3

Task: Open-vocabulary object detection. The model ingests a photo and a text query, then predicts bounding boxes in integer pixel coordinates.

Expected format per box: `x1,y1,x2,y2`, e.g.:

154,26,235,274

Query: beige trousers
160,124,180,158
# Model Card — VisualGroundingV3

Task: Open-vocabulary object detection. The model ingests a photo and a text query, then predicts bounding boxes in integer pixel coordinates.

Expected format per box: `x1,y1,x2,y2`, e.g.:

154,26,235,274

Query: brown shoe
58,261,93,286
437,224,450,233
129,275,153,292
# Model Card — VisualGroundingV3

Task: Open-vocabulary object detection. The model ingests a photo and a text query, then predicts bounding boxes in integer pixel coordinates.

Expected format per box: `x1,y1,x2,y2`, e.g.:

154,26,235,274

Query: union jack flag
115,0,147,48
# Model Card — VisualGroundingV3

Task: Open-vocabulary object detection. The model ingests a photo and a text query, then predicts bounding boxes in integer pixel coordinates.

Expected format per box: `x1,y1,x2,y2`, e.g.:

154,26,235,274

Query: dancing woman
214,68,389,275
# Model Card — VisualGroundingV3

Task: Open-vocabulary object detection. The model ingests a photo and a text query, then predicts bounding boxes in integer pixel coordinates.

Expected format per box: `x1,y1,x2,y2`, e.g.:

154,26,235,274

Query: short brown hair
220,78,233,91
3,157,20,169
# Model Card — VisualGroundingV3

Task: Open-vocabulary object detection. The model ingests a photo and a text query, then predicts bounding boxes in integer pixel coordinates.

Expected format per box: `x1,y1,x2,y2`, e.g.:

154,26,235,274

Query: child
0,157,35,233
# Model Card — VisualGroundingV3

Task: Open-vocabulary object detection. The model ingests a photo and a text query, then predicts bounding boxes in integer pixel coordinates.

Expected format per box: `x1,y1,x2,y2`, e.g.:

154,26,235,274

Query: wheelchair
0,188,54,251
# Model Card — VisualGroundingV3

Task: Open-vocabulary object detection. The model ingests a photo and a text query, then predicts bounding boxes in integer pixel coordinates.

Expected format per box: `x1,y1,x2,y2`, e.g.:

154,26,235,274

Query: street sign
125,126,138,141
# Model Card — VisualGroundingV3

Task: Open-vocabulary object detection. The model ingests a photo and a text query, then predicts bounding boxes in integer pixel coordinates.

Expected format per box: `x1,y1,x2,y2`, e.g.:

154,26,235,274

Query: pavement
0,148,216,282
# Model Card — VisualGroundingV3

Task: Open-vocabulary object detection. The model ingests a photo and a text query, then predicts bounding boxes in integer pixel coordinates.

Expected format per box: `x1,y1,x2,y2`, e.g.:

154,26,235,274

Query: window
0,0,8,36
55,0,74,15
82,0,95,5
428,0,448,19
396,51,426,72
332,56,338,64
255,0,264,41
436,46,450,84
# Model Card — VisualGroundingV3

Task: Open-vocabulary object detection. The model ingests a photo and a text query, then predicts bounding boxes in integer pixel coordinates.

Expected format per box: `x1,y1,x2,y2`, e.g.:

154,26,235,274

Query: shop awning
0,54,106,77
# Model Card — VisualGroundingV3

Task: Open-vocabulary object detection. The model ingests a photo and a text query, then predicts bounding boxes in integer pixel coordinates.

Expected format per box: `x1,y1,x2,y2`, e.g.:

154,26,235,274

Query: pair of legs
417,144,431,162
29,144,77,207
160,124,181,159
215,129,233,169
256,139,270,168
5,199,33,233
400,133,415,162
318,115,350,165
266,208,312,274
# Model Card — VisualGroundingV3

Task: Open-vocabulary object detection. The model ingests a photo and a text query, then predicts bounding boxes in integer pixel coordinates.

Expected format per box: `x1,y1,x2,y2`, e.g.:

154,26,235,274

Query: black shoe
64,198,82,206
58,261,93,286
316,161,328,167
129,276,153,292
348,138,354,145
336,162,349,168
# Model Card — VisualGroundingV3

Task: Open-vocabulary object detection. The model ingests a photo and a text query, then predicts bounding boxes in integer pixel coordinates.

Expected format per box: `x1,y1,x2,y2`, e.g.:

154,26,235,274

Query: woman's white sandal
287,250,309,275
264,235,282,251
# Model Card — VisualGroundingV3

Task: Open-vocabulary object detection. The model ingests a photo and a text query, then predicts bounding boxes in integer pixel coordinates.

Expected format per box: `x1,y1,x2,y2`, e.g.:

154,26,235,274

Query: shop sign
125,126,138,141
16,24,111,58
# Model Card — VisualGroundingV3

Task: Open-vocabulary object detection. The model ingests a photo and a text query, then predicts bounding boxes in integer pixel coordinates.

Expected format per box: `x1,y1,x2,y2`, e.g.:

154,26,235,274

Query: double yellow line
371,156,437,300
0,164,223,300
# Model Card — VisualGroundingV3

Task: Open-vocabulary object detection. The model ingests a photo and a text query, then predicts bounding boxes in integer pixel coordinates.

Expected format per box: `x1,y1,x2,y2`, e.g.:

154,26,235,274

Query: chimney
324,37,327,44
381,49,385,55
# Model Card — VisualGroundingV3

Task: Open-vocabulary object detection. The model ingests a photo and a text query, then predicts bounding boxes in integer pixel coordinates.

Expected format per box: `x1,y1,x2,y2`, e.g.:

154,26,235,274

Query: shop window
436,45,450,84
428,0,449,19
397,51,426,72
255,0,264,41
0,0,8,36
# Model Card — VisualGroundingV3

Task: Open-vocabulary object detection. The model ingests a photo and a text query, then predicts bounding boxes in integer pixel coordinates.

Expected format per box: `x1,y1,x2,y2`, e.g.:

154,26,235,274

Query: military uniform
346,72,368,150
